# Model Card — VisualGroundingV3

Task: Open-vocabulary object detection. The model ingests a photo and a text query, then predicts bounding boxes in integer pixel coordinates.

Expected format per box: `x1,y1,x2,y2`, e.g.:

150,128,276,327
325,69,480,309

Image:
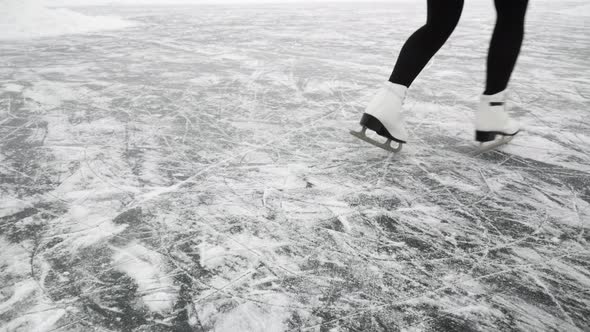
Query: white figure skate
350,82,408,153
474,90,520,153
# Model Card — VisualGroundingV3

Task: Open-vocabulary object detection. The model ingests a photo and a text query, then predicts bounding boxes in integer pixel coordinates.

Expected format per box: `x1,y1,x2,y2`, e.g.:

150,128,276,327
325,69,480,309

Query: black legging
389,0,529,95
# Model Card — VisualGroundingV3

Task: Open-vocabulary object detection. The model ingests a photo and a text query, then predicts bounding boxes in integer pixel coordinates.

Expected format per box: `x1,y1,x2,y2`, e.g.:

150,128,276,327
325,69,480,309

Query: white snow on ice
0,0,135,40
112,243,178,313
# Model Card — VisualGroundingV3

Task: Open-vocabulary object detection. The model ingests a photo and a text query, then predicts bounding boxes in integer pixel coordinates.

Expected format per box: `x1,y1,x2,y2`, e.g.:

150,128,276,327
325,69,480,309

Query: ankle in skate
475,90,520,143
364,82,408,143
350,82,409,152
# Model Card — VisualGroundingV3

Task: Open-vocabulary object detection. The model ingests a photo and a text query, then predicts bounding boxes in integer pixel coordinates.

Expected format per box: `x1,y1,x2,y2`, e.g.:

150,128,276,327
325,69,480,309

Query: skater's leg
484,0,529,95
358,0,463,150
389,0,464,87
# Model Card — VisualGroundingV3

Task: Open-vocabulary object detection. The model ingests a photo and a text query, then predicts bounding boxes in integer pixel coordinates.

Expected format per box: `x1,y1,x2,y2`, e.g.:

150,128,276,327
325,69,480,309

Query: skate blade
472,135,514,156
349,127,403,153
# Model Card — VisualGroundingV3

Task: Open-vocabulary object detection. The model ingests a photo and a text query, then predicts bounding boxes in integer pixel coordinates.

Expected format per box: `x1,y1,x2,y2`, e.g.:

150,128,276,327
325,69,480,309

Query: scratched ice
1,1,589,331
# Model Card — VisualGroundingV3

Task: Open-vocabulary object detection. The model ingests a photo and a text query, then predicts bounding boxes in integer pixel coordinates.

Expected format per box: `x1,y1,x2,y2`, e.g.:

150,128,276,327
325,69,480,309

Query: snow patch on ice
40,114,140,248
112,243,178,313
67,205,129,247
437,174,481,194
325,199,355,233
0,0,135,40
2,303,66,332
205,294,291,332
507,134,590,172
0,280,38,315
485,173,524,193
23,81,92,108
199,234,291,270
0,197,33,218
0,261,66,332
2,83,24,93
0,237,31,279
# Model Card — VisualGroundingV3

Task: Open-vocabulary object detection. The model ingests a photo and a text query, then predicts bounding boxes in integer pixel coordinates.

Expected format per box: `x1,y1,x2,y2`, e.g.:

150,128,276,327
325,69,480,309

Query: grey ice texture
1,1,589,331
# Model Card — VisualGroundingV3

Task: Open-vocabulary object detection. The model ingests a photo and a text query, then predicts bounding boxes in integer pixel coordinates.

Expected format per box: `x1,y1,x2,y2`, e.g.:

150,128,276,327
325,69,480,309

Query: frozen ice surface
1,1,589,331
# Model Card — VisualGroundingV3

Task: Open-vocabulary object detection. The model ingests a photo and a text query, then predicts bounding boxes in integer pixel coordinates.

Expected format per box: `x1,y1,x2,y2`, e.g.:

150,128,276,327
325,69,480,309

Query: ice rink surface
1,1,589,331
